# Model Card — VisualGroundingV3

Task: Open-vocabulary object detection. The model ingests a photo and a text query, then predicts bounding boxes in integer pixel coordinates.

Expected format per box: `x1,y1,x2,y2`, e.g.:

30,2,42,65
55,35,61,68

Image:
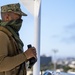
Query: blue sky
0,0,75,58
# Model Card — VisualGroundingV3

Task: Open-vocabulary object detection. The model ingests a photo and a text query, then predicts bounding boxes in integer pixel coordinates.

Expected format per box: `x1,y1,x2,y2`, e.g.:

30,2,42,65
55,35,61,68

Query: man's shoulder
0,31,9,39
0,26,12,36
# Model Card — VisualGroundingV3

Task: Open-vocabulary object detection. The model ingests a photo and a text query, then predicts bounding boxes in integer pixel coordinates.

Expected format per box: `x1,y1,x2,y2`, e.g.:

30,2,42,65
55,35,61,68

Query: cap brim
21,12,27,16
14,12,27,16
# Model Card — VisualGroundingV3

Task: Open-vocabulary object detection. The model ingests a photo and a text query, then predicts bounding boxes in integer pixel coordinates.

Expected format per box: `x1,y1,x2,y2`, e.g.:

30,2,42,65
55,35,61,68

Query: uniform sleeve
0,31,27,72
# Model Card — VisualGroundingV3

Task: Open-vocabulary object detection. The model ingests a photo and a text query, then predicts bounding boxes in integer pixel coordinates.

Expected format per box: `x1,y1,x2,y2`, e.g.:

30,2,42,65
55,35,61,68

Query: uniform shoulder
0,31,9,40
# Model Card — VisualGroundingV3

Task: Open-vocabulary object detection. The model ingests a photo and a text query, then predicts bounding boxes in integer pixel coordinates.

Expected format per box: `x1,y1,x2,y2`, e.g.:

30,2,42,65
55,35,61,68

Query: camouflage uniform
0,3,27,75
1,3,27,16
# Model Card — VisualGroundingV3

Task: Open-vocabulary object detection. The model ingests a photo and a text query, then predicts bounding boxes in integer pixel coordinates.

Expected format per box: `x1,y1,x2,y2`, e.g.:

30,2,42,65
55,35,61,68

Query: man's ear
4,14,11,21
1,13,11,21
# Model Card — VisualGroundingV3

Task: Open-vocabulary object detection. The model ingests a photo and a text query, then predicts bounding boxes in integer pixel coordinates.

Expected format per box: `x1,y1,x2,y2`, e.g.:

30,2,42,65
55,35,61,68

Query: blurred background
0,0,75,75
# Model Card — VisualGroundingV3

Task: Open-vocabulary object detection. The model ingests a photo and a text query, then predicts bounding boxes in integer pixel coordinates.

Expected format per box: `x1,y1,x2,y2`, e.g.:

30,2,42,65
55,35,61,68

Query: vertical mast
19,0,41,75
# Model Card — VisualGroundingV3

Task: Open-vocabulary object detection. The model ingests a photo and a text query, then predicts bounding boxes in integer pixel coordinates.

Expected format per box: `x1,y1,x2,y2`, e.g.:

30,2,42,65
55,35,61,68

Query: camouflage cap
1,3,27,16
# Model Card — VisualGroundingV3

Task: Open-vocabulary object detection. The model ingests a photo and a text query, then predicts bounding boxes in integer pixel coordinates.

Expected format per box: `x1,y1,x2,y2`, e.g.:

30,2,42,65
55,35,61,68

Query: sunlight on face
1,12,22,21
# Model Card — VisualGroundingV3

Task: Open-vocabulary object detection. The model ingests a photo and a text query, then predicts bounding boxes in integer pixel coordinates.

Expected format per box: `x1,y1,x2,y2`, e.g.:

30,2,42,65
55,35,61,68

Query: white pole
33,1,41,75
52,49,58,71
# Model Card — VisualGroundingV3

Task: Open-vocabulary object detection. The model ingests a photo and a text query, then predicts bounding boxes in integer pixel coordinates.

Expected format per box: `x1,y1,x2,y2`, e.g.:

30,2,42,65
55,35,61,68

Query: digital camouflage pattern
1,3,27,16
